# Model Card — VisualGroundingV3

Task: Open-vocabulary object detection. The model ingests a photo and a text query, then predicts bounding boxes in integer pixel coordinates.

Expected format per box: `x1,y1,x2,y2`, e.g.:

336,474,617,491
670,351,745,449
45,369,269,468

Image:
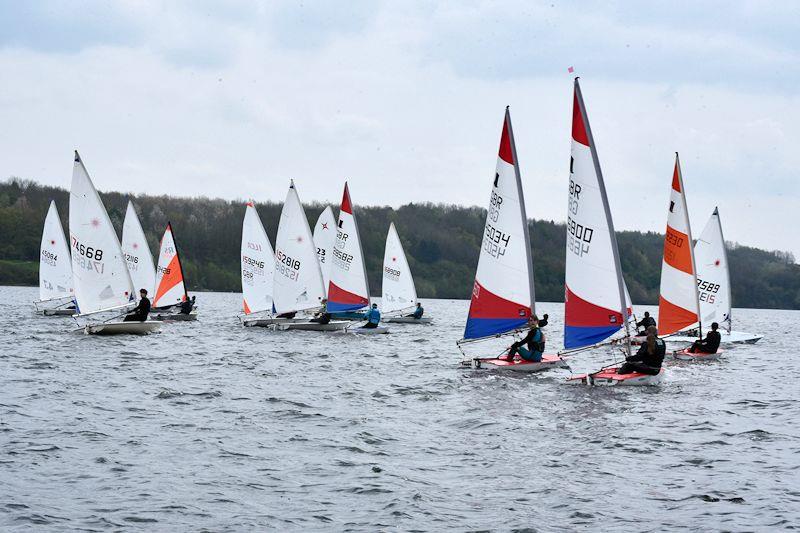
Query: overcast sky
1,1,798,258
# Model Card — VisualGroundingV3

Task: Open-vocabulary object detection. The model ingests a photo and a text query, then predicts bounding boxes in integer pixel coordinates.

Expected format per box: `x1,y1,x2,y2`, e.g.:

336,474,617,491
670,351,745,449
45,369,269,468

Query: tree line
1,178,798,309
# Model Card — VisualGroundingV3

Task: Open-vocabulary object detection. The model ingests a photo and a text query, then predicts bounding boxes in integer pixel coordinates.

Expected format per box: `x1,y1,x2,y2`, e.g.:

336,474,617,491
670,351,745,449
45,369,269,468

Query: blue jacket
412,306,424,319
366,308,381,325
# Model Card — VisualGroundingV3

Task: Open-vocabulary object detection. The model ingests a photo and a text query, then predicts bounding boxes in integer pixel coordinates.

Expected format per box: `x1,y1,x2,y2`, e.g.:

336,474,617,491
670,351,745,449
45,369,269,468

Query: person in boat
617,325,664,375
362,303,381,329
538,313,549,328
179,295,196,315
311,301,332,325
689,322,721,354
405,302,424,319
636,312,656,333
277,310,297,319
123,289,151,322
503,316,544,363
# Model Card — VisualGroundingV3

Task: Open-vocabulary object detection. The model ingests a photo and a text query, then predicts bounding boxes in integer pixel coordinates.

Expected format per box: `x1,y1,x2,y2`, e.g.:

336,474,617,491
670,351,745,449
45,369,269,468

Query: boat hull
568,366,664,386
668,330,762,345
674,348,723,361
84,321,161,335
343,325,390,334
152,312,198,322
464,353,567,373
42,308,75,316
382,317,432,324
278,321,350,332
242,317,303,327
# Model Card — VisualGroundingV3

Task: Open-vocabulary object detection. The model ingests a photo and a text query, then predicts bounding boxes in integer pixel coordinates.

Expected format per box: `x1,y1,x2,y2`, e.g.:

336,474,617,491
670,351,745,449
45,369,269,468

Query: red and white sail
694,207,731,332
39,200,74,302
153,223,188,307
313,206,336,296
122,201,156,299
462,107,535,340
658,155,700,335
327,183,371,313
563,79,631,349
241,201,275,315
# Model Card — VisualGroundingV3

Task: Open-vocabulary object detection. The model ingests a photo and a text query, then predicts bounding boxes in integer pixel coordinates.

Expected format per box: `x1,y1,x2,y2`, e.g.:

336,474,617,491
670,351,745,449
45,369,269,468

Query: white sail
273,182,326,314
694,207,732,332
153,223,188,307
313,206,336,295
327,182,371,313
121,201,156,299
241,201,275,314
69,151,135,315
381,222,418,315
38,200,74,302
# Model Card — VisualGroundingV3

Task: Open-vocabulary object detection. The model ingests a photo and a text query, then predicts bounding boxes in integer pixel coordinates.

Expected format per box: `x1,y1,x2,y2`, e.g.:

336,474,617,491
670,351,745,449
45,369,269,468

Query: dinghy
327,183,389,334
151,223,196,321
674,347,724,361
35,200,75,315
656,155,721,360
68,151,160,335
381,222,431,324
239,200,281,327
668,208,762,344
456,108,564,371
561,80,659,386
272,182,348,332
313,206,336,296
121,201,156,297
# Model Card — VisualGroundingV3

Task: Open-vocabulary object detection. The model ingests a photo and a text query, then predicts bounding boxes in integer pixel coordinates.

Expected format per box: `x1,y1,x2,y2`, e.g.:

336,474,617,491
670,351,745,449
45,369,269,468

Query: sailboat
658,156,723,360
121,201,156,298
457,107,565,372
381,222,430,324
151,222,196,321
69,151,160,335
327,182,389,334
668,208,762,345
564,80,661,385
272,181,348,331
313,206,336,296
35,200,75,315
240,200,280,327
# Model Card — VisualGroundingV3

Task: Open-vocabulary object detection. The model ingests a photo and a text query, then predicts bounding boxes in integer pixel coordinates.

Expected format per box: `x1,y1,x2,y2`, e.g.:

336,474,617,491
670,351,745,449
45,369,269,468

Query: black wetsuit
618,338,665,375
507,327,545,361
310,312,331,324
179,299,194,314
277,311,297,319
691,330,721,354
636,316,656,332
537,315,549,328
124,297,151,322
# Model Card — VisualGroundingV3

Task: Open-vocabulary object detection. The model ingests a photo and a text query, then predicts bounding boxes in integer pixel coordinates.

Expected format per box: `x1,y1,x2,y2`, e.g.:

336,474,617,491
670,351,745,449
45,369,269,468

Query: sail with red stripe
564,79,631,349
153,223,188,307
657,154,700,335
327,183,371,312
462,107,535,341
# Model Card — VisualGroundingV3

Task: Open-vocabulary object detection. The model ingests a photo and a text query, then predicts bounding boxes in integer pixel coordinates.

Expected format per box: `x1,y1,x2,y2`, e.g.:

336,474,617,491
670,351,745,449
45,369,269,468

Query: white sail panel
241,201,275,314
153,223,187,307
694,208,731,332
122,201,156,298
313,206,336,296
39,200,74,302
327,183,371,312
382,222,418,315
273,182,326,314
68,151,135,315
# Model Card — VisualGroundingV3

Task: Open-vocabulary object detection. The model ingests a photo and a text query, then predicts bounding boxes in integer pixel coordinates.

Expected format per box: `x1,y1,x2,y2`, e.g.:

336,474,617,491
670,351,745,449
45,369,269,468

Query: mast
574,78,631,355
715,207,733,333
506,106,536,316
674,153,702,338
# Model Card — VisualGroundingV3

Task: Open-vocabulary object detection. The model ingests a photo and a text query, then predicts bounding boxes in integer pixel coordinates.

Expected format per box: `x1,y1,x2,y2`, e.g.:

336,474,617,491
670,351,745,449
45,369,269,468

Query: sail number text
484,223,510,259
276,250,301,281
697,277,720,303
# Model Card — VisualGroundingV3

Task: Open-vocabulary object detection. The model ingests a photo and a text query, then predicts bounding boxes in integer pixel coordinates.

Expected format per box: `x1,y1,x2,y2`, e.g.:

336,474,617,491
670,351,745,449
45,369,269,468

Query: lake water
1,286,798,531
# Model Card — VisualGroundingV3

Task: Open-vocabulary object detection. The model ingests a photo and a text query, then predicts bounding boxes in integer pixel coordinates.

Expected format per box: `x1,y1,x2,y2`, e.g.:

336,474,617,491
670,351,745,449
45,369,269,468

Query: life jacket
530,328,545,353
367,309,381,324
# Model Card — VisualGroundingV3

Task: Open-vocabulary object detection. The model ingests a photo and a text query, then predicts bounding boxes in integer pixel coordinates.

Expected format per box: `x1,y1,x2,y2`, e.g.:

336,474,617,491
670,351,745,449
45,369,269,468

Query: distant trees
1,177,799,309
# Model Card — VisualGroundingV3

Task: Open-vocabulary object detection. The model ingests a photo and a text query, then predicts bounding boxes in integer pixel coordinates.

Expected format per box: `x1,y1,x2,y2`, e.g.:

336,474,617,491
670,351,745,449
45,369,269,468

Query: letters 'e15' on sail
657,154,701,336
381,222,418,315
122,201,156,299
327,183,371,313
564,79,631,349
153,222,188,307
241,201,275,314
694,207,732,332
69,151,135,314
273,182,326,315
39,200,74,302
313,206,336,296
462,107,535,340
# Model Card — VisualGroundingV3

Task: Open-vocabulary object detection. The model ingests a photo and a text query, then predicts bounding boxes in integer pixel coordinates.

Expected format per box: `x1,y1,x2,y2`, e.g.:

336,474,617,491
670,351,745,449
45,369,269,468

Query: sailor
179,295,196,315
617,325,665,375
636,311,656,333
276,310,297,319
311,300,332,324
538,313,549,328
405,302,424,319
503,316,544,363
362,303,381,329
689,322,722,354
124,289,151,322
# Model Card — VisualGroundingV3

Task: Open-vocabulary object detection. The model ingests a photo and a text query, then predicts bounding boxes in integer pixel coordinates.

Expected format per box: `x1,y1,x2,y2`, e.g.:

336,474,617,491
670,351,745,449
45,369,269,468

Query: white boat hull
42,308,75,316
673,348,723,361
343,325,390,334
278,321,350,332
567,366,664,386
152,312,198,322
464,353,567,373
382,316,432,324
242,317,304,327
668,330,762,345
84,321,162,335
